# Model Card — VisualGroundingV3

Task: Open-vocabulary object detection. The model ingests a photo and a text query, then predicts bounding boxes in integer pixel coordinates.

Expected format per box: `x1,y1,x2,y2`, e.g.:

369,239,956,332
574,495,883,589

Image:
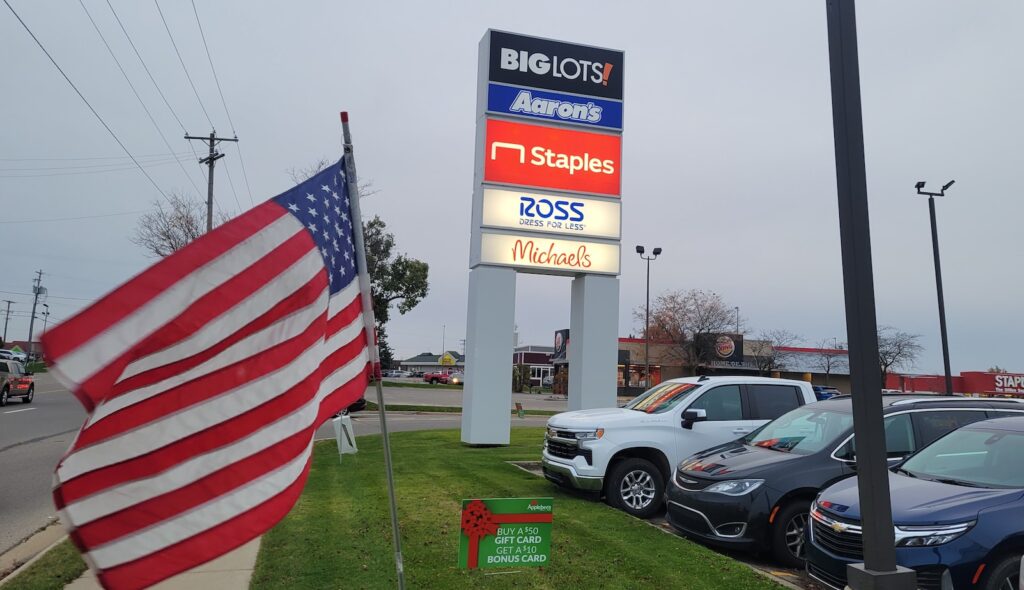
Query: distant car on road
0,360,35,406
423,371,460,385
0,349,27,363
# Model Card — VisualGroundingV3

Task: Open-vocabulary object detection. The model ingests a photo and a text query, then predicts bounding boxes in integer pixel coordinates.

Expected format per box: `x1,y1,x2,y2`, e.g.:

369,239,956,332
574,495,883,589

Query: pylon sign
470,30,624,277
463,31,624,446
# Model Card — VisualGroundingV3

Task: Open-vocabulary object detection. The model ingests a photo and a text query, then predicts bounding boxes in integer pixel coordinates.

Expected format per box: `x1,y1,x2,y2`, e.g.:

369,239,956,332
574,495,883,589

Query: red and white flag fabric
42,160,371,589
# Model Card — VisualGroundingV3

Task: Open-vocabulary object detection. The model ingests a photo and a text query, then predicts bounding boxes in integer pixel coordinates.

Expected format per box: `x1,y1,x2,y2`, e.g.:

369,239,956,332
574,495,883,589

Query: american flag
42,160,371,589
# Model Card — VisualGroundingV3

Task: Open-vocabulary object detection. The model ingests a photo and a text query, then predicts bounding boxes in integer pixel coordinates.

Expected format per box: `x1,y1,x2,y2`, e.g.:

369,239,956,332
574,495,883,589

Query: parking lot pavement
375,383,633,412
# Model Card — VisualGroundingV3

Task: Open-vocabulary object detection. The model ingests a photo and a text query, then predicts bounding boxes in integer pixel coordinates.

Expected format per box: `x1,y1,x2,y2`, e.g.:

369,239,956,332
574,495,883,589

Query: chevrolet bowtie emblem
831,521,848,534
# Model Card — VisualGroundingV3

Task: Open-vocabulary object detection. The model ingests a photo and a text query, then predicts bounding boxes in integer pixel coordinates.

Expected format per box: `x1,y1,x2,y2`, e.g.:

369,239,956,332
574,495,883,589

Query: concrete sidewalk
65,538,260,589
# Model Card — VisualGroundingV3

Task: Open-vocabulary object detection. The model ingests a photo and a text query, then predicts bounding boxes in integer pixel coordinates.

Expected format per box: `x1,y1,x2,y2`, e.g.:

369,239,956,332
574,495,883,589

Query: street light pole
636,246,661,388
734,306,740,334
915,180,955,396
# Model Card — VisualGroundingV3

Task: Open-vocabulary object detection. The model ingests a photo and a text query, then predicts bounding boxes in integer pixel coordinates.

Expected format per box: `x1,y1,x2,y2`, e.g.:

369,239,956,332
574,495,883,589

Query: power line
0,158,189,178
104,0,187,134
78,0,203,198
4,0,169,201
0,209,151,224
154,0,213,129
0,151,190,162
190,0,254,208
0,154,187,171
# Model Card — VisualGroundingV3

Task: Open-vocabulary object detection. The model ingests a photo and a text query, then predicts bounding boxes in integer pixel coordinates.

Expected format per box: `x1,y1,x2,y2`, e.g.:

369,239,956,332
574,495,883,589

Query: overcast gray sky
2,1,1021,375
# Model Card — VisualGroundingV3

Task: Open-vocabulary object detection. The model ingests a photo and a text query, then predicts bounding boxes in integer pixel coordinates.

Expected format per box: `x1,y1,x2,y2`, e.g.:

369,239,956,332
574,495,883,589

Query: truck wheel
771,500,811,567
22,385,34,404
980,553,1020,590
0,387,7,407
606,458,664,519
430,378,438,385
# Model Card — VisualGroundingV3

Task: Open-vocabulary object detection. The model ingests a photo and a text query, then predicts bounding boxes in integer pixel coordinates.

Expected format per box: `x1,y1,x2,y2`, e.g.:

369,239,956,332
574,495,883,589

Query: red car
423,371,463,385
0,359,35,406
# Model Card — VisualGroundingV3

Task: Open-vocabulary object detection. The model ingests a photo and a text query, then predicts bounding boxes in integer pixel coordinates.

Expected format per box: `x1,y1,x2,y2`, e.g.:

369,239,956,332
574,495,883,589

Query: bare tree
633,289,739,366
131,193,230,258
288,157,376,196
877,326,923,382
750,329,802,375
812,338,848,385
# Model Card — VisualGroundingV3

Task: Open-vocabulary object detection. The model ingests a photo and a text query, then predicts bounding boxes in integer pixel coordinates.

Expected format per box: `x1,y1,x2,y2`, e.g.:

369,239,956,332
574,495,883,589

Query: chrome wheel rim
785,512,809,560
619,470,656,510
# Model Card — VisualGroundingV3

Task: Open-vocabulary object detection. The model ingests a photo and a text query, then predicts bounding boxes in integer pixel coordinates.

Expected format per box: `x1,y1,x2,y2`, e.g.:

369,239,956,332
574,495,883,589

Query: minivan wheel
981,554,1020,590
430,378,438,385
771,501,811,567
23,386,34,404
0,387,8,407
605,458,664,519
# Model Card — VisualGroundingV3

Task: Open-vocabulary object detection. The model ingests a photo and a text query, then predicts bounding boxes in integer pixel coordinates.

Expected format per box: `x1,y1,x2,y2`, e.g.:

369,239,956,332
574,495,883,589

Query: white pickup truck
542,376,818,517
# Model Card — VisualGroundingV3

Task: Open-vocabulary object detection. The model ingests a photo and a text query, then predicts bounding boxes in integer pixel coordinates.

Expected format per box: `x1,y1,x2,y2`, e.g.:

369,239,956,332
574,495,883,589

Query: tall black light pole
826,1,915,587
636,245,661,388
915,180,955,396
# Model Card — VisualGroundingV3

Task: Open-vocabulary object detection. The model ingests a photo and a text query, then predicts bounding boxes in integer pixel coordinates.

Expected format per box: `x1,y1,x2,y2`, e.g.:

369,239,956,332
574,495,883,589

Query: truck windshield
744,407,853,455
624,383,700,414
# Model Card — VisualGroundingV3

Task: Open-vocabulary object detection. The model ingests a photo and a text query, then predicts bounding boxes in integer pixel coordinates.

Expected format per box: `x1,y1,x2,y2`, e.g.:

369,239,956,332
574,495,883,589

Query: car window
988,410,1024,420
900,426,1024,488
834,413,916,460
624,382,701,414
0,362,7,373
745,407,854,455
747,385,802,420
914,411,989,447
687,385,742,421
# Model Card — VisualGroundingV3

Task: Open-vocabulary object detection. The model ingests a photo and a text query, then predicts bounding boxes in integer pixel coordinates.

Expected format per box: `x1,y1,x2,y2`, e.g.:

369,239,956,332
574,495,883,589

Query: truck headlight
576,429,604,441
703,479,764,496
895,521,974,547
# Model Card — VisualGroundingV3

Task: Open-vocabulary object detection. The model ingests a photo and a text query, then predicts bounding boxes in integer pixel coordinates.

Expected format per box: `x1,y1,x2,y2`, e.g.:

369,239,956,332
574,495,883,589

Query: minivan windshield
624,382,701,414
743,406,854,455
898,426,1024,489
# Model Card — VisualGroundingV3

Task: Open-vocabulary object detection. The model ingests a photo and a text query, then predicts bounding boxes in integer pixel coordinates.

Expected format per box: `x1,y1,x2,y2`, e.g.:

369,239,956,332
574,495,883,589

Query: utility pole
27,270,45,361
185,131,238,232
2,300,13,344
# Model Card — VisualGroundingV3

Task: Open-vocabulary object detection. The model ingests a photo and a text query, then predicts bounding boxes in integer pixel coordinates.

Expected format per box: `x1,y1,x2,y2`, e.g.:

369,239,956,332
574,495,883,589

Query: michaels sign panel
488,30,624,100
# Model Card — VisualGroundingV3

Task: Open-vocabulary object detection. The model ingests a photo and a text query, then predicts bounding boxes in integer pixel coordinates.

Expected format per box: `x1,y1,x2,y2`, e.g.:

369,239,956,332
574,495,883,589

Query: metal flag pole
340,111,406,590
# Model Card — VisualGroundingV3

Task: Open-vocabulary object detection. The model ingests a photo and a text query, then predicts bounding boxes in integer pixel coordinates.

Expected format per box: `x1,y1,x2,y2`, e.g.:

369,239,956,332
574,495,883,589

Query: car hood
547,407,659,429
679,441,806,478
818,472,1024,525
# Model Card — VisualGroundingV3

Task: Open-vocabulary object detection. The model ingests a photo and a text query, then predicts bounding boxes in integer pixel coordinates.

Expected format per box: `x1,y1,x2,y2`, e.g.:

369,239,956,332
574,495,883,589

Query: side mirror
682,408,707,430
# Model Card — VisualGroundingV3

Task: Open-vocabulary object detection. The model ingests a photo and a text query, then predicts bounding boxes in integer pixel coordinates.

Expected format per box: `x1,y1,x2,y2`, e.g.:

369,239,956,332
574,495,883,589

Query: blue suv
807,416,1024,590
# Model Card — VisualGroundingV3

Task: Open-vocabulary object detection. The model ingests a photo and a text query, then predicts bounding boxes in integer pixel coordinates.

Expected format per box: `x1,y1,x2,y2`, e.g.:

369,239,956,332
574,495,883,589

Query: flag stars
306,193,317,202
308,208,318,217
323,197,330,208
341,212,349,223
288,203,299,212
334,206,341,216
331,191,339,200
332,238,339,251
321,184,331,192
308,222,318,234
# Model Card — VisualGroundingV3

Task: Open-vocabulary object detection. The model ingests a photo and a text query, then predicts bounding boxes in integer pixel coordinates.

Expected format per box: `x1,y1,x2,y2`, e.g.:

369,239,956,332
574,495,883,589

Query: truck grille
545,439,592,464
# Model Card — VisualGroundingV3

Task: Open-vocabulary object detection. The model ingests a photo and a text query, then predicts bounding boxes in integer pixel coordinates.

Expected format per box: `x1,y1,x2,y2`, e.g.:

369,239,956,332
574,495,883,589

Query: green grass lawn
364,402,559,416
252,429,782,590
1,540,86,590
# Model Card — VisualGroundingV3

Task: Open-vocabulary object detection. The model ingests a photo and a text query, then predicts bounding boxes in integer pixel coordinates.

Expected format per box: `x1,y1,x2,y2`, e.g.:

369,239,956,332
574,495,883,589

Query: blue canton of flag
273,161,358,295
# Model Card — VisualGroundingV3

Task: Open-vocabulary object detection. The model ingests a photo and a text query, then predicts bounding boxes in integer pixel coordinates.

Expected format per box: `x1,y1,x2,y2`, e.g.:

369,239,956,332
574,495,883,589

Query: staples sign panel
481,188,620,240
479,232,620,275
484,119,621,197
489,30,623,100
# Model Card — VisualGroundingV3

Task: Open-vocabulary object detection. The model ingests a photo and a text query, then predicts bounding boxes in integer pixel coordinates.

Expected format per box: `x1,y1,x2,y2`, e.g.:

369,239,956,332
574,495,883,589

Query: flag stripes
43,161,372,589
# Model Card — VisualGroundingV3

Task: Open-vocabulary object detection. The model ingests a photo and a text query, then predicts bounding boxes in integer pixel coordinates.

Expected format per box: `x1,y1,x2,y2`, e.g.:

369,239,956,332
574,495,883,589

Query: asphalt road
0,373,86,555
0,377,551,557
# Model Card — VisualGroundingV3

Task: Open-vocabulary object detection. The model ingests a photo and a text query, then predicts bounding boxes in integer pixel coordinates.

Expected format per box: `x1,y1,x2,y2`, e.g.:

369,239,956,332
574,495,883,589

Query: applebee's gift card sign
459,497,553,569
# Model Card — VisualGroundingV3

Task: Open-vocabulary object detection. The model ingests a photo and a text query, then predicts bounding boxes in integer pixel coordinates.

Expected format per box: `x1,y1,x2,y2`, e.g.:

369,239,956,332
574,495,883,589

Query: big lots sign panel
488,30,624,100
484,119,621,197
481,188,620,240
477,232,619,275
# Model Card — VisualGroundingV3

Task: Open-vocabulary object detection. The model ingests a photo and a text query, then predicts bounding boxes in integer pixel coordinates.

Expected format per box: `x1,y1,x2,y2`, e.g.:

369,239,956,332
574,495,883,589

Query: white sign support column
461,266,517,445
568,274,620,410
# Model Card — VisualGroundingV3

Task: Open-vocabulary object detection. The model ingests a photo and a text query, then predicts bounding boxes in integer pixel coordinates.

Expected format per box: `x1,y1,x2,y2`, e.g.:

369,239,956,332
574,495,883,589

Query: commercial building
398,351,464,374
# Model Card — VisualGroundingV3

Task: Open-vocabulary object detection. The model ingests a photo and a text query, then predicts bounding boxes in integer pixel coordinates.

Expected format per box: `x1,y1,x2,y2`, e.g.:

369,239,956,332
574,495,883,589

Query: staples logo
484,119,621,196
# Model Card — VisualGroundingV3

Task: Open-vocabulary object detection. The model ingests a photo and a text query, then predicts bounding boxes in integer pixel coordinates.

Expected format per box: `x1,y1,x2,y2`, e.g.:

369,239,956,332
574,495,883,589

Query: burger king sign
715,336,736,360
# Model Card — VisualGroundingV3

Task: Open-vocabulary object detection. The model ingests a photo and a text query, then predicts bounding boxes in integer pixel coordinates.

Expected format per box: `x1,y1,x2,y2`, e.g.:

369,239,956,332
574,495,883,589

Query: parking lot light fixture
914,180,956,396
637,246,661,389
